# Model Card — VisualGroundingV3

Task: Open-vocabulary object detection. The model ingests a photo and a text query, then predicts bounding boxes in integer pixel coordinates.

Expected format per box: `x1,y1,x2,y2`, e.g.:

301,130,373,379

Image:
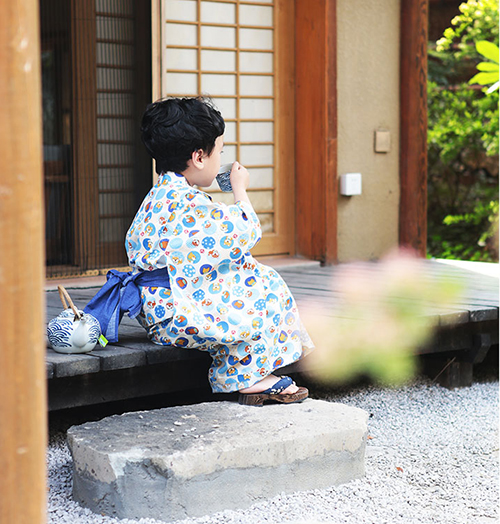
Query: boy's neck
181,167,196,187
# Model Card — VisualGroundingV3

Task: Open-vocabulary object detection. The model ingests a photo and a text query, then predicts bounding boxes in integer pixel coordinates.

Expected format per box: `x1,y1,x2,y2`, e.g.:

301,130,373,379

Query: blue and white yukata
125,171,314,393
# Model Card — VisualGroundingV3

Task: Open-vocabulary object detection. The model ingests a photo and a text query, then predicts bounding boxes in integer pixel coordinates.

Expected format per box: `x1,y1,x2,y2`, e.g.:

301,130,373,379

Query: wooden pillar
295,0,338,264
0,0,47,523
399,0,428,256
71,0,99,271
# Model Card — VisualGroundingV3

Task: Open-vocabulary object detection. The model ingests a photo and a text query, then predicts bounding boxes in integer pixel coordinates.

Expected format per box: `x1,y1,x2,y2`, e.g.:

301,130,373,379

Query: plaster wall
336,0,400,261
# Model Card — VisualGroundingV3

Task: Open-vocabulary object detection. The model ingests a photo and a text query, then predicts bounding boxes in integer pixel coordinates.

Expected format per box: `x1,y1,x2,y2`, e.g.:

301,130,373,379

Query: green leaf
477,61,499,71
469,71,499,85
476,40,499,63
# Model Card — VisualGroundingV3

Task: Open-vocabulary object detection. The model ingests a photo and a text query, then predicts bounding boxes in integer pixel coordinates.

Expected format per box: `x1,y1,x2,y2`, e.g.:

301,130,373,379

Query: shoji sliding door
160,0,294,256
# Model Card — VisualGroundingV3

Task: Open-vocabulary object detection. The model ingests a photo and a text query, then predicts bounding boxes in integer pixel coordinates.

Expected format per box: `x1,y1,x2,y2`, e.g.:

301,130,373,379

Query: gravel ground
47,374,499,524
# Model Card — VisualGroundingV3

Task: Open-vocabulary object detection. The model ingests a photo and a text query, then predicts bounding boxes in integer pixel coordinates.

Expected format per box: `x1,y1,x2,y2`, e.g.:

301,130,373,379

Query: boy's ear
190,149,205,170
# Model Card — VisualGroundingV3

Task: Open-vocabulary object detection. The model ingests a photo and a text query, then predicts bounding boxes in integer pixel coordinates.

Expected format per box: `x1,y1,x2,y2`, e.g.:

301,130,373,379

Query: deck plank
90,345,147,371
46,349,100,378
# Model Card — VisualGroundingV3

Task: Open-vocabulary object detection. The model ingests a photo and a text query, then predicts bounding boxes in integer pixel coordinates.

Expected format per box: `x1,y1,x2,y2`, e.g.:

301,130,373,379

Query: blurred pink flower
301,249,463,385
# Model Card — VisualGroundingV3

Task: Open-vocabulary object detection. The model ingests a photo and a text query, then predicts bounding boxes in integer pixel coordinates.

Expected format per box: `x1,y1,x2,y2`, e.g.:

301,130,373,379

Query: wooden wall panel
295,0,337,264
399,0,428,256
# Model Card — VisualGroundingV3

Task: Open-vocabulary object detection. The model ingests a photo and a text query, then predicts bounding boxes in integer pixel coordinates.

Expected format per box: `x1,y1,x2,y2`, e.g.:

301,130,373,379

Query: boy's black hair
141,97,225,175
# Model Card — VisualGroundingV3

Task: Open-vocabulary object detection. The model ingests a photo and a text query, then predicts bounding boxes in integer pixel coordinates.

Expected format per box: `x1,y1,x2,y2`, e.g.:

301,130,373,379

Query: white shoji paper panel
248,168,273,188
166,72,198,93
201,73,236,95
200,1,236,24
206,192,273,220
166,0,197,21
239,4,273,27
240,122,273,142
239,98,274,119
212,192,234,205
239,74,273,97
212,98,237,119
240,144,274,166
201,50,236,72
222,144,237,162
166,48,198,70
201,25,236,48
166,23,197,46
239,51,273,73
249,190,273,210
259,213,273,233
224,121,237,142
239,28,273,50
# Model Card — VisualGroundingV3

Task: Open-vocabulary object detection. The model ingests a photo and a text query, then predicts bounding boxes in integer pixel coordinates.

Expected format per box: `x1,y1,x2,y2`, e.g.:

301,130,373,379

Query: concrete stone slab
68,399,368,521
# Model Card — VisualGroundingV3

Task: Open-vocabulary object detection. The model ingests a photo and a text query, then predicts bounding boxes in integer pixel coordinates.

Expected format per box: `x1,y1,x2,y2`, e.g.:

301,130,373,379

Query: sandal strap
261,376,293,395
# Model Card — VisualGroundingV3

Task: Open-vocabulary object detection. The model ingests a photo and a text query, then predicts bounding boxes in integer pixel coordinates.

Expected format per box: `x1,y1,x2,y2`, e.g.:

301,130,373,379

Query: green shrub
427,0,499,262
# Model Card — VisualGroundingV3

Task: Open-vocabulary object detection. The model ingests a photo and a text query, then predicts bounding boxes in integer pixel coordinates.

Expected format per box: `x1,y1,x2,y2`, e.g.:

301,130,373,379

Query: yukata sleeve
230,200,262,251
170,197,261,271
201,199,261,256
165,198,260,297
234,200,261,246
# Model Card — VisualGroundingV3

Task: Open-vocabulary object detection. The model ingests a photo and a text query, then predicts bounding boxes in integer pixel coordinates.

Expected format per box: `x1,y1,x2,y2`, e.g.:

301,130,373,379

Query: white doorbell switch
339,173,362,196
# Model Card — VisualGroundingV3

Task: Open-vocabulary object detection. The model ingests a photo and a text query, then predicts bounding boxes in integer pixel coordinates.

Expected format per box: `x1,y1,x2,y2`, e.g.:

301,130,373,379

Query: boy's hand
230,162,252,206
230,161,249,191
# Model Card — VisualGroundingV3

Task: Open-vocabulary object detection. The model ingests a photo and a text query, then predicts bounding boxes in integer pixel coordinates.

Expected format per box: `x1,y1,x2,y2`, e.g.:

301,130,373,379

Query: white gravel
47,377,499,524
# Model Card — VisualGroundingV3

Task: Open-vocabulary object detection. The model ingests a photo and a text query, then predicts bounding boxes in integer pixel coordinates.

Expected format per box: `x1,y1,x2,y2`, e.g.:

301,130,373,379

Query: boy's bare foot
239,374,299,395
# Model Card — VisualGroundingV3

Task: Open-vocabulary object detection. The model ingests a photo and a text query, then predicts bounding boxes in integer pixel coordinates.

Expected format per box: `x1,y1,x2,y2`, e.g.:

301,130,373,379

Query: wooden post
295,0,338,264
71,0,99,271
399,0,429,256
0,0,47,523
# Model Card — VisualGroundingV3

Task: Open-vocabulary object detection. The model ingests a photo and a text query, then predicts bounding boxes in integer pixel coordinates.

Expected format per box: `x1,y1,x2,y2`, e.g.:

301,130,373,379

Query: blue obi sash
84,268,170,343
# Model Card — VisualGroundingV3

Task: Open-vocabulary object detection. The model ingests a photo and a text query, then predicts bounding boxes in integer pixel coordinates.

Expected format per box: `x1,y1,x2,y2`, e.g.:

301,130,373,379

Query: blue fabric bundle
84,268,170,343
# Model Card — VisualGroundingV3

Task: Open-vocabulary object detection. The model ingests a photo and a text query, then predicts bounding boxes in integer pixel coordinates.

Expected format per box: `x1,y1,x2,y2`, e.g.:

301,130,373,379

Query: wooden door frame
71,0,99,270
253,0,296,257
399,0,428,257
295,0,338,265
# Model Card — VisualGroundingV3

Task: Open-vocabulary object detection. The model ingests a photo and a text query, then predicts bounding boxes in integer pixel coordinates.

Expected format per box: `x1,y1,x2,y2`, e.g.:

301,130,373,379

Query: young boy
125,97,314,404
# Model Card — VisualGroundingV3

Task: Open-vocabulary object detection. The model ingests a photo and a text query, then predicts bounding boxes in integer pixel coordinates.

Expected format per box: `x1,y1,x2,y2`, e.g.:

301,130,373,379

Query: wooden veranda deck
45,259,499,410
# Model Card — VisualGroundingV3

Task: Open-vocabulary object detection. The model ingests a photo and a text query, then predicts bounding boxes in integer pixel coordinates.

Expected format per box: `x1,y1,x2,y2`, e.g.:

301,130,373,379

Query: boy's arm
229,162,261,249
230,161,253,208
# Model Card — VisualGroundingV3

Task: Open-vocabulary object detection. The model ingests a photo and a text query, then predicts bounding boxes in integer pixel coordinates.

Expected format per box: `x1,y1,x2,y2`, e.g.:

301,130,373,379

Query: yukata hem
209,337,315,394
145,335,313,394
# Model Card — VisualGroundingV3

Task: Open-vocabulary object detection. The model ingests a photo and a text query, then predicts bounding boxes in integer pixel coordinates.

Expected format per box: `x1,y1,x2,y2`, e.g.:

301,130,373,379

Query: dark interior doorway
41,0,152,278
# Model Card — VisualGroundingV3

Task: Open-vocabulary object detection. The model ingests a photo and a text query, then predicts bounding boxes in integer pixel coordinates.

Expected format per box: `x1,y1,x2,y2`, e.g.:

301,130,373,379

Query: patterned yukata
125,171,314,392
